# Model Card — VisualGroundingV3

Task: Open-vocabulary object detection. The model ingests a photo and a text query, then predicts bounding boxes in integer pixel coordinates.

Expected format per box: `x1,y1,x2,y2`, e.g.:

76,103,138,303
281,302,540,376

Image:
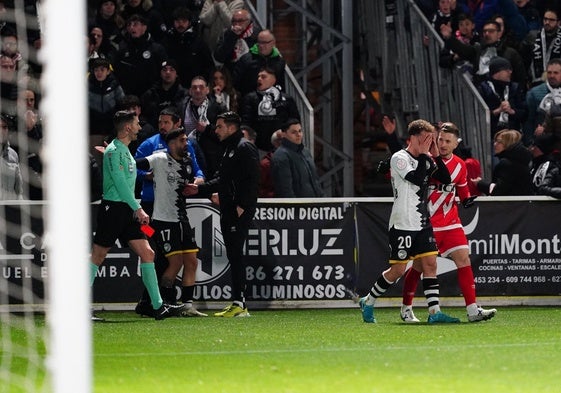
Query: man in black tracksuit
183,111,259,317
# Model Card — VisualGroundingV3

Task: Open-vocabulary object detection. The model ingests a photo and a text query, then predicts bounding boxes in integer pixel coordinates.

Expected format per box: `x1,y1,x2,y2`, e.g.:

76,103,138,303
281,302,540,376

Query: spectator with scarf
214,9,260,76
478,56,527,140
524,58,561,145
520,8,561,88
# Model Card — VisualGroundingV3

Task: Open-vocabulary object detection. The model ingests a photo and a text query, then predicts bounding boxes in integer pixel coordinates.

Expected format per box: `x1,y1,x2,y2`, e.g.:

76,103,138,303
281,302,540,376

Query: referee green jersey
102,139,141,211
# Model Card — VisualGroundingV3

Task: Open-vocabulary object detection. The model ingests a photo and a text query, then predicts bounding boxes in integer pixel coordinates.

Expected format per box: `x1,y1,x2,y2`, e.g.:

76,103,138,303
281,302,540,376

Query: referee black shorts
93,200,145,248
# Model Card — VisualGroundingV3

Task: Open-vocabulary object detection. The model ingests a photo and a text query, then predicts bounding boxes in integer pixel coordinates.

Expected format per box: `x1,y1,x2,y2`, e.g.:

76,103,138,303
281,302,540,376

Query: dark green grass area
90,307,561,393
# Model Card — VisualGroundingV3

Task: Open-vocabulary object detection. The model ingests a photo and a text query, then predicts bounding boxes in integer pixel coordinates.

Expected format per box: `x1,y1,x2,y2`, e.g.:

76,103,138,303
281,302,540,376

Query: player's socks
402,267,422,306
466,303,479,316
365,273,393,305
89,262,99,286
140,262,163,309
423,277,441,313
181,285,195,304
160,286,175,303
457,266,477,305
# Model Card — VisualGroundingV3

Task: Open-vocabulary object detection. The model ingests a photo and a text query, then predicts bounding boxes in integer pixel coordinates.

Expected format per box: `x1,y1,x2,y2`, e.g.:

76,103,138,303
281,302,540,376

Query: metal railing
357,0,492,177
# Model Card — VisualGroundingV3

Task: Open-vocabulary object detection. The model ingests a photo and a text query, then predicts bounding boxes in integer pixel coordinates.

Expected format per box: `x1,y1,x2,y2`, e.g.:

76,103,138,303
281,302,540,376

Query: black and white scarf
183,97,209,134
531,28,561,84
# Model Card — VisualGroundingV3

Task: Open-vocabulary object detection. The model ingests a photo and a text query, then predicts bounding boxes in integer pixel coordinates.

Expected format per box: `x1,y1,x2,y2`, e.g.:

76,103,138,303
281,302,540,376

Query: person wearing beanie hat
160,58,178,72
530,132,561,198
140,58,188,129
89,56,111,72
439,19,527,87
477,55,527,139
88,50,125,163
488,56,512,76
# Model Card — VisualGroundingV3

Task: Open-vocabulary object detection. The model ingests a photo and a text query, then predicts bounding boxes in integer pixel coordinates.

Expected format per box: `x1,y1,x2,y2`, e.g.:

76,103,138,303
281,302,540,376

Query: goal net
0,1,90,392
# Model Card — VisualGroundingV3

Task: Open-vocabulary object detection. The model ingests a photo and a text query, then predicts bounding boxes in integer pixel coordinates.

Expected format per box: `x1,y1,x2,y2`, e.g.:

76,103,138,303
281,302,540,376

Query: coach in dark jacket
183,111,259,315
271,119,324,198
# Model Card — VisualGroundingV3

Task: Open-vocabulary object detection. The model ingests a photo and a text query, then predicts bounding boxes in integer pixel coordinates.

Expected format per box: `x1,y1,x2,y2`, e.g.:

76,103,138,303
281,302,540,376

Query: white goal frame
41,1,90,392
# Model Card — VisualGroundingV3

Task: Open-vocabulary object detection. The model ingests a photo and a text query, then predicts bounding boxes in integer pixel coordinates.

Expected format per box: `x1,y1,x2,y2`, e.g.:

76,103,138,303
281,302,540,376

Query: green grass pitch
91,306,560,393
3,306,561,392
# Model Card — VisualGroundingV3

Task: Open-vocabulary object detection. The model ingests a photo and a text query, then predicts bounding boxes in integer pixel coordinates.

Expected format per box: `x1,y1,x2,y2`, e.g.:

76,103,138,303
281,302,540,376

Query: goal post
41,0,91,392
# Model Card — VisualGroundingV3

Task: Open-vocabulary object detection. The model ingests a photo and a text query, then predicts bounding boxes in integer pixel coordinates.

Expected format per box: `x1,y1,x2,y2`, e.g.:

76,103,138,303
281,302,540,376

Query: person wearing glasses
214,9,261,74
233,29,286,97
199,0,244,53
440,19,527,88
519,8,561,88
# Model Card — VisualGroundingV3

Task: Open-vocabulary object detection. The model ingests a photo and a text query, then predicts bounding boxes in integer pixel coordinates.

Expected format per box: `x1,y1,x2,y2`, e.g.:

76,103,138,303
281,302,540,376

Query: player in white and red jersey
400,122,497,323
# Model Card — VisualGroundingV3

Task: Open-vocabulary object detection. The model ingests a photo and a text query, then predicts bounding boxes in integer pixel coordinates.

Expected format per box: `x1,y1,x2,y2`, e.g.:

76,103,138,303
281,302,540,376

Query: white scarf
538,81,561,113
487,81,509,124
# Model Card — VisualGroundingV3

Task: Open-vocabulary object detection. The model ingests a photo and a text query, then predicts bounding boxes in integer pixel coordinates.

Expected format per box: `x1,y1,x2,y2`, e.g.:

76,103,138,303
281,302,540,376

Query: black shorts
93,200,145,248
151,220,199,257
388,226,438,264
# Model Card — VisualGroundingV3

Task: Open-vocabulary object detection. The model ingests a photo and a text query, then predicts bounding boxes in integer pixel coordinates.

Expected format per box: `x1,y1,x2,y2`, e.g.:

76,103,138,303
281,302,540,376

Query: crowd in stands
2,0,324,201
411,0,561,197
2,1,561,201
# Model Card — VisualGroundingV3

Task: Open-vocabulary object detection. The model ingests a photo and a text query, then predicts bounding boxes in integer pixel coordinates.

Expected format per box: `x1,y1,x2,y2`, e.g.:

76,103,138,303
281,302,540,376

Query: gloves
462,195,477,208
376,158,391,175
